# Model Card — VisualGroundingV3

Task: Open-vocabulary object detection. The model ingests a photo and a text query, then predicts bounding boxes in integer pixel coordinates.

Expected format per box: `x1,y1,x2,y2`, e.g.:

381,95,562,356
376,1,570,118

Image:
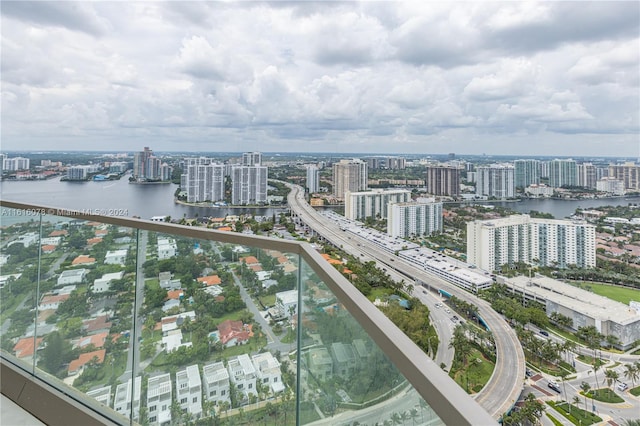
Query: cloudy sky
2,1,639,157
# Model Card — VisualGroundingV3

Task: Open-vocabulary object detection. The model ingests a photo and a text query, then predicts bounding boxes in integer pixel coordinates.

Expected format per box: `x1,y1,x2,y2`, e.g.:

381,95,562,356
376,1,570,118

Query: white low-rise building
275,290,298,320
147,374,172,426
503,275,640,350
57,268,88,286
203,362,230,408
252,352,285,394
87,385,111,407
162,329,192,353
227,354,256,402
105,249,128,265
92,271,124,293
157,238,177,260
176,365,202,419
113,376,141,422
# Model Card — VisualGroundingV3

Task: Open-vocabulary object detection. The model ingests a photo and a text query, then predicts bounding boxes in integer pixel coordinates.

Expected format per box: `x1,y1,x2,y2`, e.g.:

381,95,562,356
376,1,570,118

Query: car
539,330,549,337
525,369,533,377
548,381,561,393
452,315,459,321
617,382,628,391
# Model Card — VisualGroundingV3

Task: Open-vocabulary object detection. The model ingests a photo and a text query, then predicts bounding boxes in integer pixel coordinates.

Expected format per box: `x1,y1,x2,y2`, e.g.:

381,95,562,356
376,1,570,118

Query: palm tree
572,395,580,413
580,381,591,411
624,363,639,389
605,369,619,397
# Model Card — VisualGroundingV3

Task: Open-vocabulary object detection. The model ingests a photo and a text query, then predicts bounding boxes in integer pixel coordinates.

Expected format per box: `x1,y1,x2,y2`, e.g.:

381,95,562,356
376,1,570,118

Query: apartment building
467,215,596,271
387,201,443,238
113,376,141,422
306,165,320,193
227,354,257,402
176,365,202,419
275,289,298,319
514,159,540,188
231,165,268,205
332,159,367,198
2,156,30,171
252,352,285,394
202,362,231,407
597,177,625,195
183,160,225,203
242,151,262,166
577,162,597,189
609,162,640,191
425,165,460,197
344,189,411,221
549,159,577,188
475,164,515,198
147,373,172,425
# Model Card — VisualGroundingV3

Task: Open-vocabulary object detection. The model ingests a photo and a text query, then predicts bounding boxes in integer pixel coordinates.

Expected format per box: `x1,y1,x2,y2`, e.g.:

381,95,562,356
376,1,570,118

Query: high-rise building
577,163,597,189
387,201,443,238
332,159,367,198
242,152,262,166
306,165,320,193
514,159,540,188
549,159,577,188
133,147,153,179
608,162,640,191
344,189,411,220
425,165,460,197
232,165,268,205
2,156,30,171
467,215,596,271
475,165,515,198
183,159,225,203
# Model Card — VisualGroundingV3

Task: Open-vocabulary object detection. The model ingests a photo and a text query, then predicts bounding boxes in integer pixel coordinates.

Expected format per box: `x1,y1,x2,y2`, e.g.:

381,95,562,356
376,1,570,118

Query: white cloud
1,1,638,156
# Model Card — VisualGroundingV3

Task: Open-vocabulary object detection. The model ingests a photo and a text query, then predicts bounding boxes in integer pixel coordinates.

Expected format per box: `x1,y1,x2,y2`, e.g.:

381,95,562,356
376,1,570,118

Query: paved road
286,183,525,420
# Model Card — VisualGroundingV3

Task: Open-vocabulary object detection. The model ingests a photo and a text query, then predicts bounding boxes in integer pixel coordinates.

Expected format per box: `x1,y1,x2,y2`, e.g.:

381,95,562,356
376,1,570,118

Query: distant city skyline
2,2,639,157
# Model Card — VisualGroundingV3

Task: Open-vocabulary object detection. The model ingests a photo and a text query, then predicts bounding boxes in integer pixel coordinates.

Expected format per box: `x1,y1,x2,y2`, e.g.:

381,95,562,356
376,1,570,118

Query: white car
617,382,628,391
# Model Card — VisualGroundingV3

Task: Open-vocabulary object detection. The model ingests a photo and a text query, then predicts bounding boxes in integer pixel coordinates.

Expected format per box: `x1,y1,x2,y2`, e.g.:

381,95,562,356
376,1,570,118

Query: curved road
286,184,525,419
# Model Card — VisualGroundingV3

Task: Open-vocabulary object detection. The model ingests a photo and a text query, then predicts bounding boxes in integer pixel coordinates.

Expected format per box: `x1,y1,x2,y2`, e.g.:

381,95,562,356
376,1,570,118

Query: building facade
549,159,577,188
514,159,540,188
147,374,172,425
183,161,225,203
467,215,596,271
203,362,230,407
609,162,640,191
332,159,367,199
577,162,597,189
344,189,411,221
387,201,443,238
176,365,202,419
425,165,460,197
306,165,320,193
242,152,262,166
475,164,515,198
231,165,268,205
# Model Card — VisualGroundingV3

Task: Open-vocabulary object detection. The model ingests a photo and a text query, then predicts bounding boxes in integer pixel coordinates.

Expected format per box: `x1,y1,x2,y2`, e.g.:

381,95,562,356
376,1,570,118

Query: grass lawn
582,388,624,403
630,386,640,397
547,401,602,426
368,287,393,301
258,294,276,308
449,348,495,394
576,355,605,367
568,281,640,305
546,413,563,426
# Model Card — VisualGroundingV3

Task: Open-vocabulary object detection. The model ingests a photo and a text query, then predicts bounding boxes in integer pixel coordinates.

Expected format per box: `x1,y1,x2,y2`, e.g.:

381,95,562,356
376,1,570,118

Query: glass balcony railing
0,200,495,425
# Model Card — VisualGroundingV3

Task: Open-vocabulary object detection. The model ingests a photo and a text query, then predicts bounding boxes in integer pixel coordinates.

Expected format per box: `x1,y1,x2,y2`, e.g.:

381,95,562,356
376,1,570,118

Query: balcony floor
1,394,46,426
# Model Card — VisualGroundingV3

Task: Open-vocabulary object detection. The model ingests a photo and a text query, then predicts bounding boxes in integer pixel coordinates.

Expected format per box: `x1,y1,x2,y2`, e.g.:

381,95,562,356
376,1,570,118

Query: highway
286,184,526,420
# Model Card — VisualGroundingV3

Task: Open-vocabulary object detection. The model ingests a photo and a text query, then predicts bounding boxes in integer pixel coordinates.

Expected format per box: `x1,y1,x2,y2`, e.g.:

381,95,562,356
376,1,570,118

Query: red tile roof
13,337,43,358
197,275,221,286
68,349,106,374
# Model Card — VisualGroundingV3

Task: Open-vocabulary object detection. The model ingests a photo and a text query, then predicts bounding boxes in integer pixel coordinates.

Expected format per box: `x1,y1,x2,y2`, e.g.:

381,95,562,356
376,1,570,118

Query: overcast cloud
1,1,638,157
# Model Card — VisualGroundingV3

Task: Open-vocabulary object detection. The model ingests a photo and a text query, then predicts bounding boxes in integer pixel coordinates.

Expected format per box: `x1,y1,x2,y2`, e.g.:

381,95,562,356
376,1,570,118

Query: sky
1,1,639,157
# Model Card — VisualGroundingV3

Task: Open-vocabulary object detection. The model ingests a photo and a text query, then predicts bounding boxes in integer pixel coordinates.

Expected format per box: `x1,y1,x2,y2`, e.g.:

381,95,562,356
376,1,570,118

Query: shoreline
174,198,285,210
